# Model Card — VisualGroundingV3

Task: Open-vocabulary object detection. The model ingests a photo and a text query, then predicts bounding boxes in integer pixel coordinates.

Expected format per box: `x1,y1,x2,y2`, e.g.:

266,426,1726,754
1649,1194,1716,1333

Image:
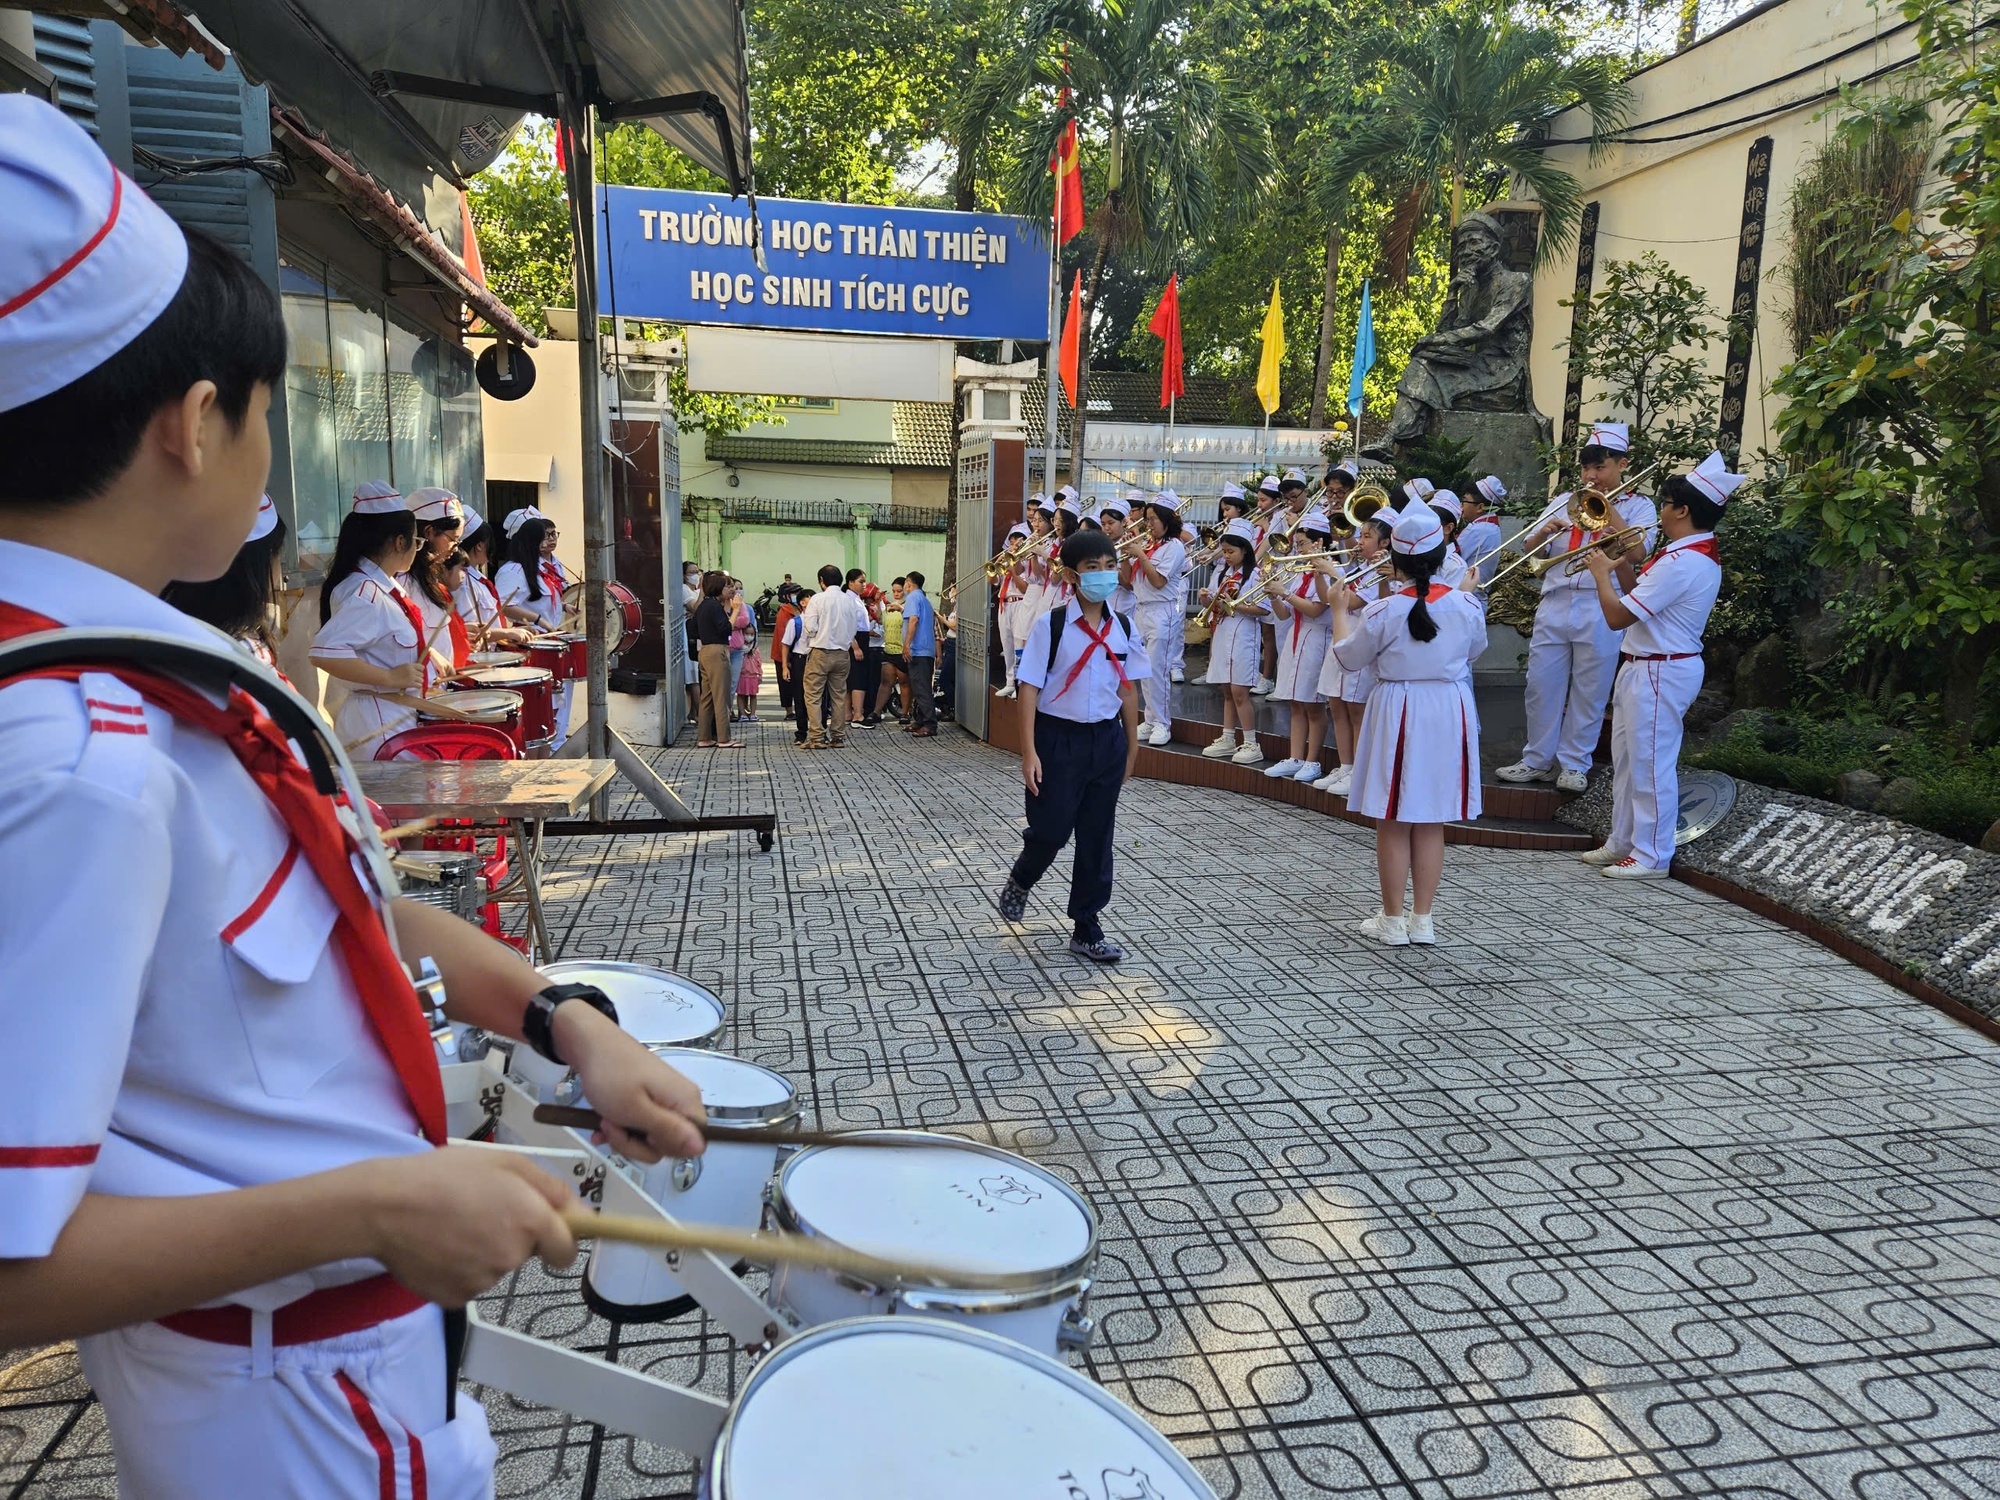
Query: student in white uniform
992,520,1032,698
1249,474,1287,694
0,96,706,1500
1497,421,1657,793
995,528,1150,964
1156,488,1192,685
1323,457,1359,515
1100,494,1138,617
451,508,528,652
1010,496,1057,646
1427,491,1472,590
1328,507,1487,946
494,507,572,742
1126,498,1187,749
311,493,431,758
1263,509,1336,784
1198,519,1271,764
1457,476,1506,585
1042,491,1082,618
408,486,464,570
1578,451,1735,879
1309,512,1394,795
163,493,290,674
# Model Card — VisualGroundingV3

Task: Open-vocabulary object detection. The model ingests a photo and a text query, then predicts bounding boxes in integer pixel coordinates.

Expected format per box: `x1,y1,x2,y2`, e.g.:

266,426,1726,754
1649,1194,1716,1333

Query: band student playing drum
0,98,708,1500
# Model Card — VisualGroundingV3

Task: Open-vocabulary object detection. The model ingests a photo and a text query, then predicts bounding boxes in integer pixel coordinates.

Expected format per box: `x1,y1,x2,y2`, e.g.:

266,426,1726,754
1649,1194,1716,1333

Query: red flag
1058,271,1083,408
1050,101,1084,246
1147,274,1185,409
458,191,487,289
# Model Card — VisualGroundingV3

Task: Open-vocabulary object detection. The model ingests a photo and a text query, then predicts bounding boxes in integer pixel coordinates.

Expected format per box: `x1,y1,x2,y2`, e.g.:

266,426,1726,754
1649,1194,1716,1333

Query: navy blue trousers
1011,713,1127,933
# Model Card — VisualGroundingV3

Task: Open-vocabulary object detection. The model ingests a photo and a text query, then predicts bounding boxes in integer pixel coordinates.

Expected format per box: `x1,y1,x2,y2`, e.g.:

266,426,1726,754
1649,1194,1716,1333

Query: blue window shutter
31,15,96,133
122,47,276,283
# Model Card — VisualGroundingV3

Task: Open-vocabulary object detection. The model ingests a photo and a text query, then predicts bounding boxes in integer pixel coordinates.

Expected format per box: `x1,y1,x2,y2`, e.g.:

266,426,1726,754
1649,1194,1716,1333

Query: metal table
357,759,618,963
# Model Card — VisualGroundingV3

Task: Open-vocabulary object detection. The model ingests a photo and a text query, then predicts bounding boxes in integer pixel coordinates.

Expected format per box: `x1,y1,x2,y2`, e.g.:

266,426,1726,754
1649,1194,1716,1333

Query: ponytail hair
1395,541,1448,643
165,513,288,647
319,508,417,623
413,546,466,610
503,517,558,600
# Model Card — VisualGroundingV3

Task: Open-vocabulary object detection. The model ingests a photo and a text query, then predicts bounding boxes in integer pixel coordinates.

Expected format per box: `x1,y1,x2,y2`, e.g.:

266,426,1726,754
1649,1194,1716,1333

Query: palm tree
962,0,1277,481
1323,9,1631,280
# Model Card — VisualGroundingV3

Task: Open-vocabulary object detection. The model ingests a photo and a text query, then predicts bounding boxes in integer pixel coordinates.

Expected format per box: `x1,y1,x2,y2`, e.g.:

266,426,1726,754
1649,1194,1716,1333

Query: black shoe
1069,934,1125,963
995,878,1029,922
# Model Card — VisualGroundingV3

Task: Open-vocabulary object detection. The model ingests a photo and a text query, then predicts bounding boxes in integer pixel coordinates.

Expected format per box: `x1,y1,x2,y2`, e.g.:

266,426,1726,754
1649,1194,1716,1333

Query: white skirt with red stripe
1273,613,1331,703
1346,676,1482,823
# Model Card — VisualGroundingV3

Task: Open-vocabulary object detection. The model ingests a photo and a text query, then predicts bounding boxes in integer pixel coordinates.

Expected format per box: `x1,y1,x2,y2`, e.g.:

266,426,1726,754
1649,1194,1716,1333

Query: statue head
1452,212,1503,274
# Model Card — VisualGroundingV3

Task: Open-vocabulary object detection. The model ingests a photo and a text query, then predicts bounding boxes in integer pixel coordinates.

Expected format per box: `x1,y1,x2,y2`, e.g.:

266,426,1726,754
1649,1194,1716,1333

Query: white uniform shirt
1532,491,1659,596
1331,586,1489,681
1618,533,1721,657
1016,602,1151,724
312,560,425,682
495,556,566,630
403,575,461,666
1131,537,1187,606
453,564,506,634
1456,516,1503,584
799,587,861,651
0,541,426,1275
781,615,805,653
1438,550,1470,589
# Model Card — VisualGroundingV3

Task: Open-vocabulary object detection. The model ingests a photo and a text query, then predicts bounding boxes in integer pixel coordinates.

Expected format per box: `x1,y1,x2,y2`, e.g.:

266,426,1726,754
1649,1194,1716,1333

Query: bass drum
561,579,645,658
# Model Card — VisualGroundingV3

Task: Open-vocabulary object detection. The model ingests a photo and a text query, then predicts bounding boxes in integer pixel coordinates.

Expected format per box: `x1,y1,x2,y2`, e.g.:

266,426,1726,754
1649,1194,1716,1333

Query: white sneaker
1578,845,1627,866
1147,723,1172,747
1170,667,1185,684
1201,732,1239,759
1603,857,1670,880
1360,911,1409,946
1293,761,1323,783
1311,769,1342,792
1264,758,1303,779
1252,675,1275,696
1231,741,1266,765
1556,768,1590,793
1495,761,1556,783
1327,766,1354,795
1406,913,1436,945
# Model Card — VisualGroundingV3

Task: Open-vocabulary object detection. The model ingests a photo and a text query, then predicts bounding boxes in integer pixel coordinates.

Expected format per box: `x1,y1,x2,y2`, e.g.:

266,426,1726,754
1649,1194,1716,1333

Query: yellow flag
1255,280,1285,415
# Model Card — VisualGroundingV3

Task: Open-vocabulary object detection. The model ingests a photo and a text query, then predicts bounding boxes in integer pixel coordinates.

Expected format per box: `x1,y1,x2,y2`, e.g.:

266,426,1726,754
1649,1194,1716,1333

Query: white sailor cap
1006,522,1030,539
1035,492,1058,513
0,96,189,415
1057,495,1081,517
502,505,550,537
1429,489,1463,521
1402,477,1435,504
1100,496,1131,518
407,486,464,525
1330,458,1360,483
1474,474,1507,505
1258,474,1282,495
1281,467,1309,487
1123,488,1146,503
352,480,406,516
246,493,279,543
1222,518,1259,546
1220,481,1247,503
1684,450,1746,505
1296,510,1332,533
1585,421,1630,454
1056,484,1079,503
1155,488,1182,511
1390,507,1446,556
460,503,486,535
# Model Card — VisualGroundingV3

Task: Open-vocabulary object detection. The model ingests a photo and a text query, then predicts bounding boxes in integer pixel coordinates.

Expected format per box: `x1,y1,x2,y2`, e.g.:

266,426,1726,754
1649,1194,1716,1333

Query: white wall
472,335,585,577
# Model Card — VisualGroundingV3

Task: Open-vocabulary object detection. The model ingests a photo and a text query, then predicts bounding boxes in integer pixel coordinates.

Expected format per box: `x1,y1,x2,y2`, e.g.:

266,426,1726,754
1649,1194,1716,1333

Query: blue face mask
1076,568,1119,603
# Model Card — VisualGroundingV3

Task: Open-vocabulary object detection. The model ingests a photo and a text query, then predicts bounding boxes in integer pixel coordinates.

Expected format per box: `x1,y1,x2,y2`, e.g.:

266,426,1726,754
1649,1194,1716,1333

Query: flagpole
1042,158,1063,498
1165,395,1175,491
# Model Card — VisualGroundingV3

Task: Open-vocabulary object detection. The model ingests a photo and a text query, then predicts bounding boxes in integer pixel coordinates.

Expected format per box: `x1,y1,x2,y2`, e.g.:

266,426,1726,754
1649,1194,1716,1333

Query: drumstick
531,1103,960,1151
559,1207,1016,1289
382,817,441,844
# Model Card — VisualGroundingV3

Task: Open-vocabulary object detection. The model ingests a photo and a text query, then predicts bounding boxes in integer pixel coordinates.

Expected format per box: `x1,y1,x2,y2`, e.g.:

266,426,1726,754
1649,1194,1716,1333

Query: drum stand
551,724,778,852
440,1058,799,1460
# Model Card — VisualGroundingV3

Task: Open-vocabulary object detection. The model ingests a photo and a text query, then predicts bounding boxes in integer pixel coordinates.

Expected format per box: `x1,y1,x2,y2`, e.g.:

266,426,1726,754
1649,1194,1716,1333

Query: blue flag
1346,279,1376,420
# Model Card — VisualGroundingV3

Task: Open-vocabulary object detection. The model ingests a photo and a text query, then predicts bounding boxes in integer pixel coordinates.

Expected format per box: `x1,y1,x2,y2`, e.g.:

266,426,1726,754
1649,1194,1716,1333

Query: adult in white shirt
1577,452,1735,878
797,564,865,747
1496,421,1658,793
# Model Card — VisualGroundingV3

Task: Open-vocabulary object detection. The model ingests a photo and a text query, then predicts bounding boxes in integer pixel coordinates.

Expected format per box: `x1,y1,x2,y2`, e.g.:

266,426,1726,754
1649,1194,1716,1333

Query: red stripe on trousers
335,1372,402,1500
1385,702,1408,821
0,1144,99,1167
1460,700,1471,819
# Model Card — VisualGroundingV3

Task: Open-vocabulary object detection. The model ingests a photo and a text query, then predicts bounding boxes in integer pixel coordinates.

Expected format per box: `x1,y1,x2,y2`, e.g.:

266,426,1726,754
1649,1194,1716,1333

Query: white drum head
538,961,725,1048
713,1319,1213,1500
647,1047,795,1123
778,1139,1090,1277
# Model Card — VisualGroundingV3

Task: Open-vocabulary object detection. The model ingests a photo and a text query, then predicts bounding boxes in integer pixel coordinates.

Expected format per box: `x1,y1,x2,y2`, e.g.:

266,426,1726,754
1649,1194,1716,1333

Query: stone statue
1367,211,1539,456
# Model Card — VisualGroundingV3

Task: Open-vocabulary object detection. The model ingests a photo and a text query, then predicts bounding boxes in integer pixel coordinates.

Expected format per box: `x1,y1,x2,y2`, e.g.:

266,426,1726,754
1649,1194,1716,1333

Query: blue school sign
597,186,1048,342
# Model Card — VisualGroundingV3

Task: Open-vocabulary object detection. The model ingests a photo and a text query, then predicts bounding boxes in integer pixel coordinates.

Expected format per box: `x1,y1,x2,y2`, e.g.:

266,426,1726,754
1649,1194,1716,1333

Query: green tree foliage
1559,252,1722,471
1769,0,2000,732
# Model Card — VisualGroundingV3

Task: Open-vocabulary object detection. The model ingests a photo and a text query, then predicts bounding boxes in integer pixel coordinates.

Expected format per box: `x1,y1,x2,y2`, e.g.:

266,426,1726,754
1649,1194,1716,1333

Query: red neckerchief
538,561,565,606
1047,608,1130,702
378,578,430,692
475,569,502,609
0,600,448,1144
446,611,471,668
1398,583,1454,601
1643,535,1719,574
1290,573,1315,647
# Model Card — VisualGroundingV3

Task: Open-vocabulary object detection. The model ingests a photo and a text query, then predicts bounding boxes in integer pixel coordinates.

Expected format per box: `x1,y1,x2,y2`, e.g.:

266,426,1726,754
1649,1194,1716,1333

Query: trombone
949,531,1037,595
1200,549,1340,626
1477,458,1665,593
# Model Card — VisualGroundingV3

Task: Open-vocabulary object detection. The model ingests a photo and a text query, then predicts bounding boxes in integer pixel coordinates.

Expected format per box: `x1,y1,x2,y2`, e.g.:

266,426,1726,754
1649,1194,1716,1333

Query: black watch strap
523,983,618,1066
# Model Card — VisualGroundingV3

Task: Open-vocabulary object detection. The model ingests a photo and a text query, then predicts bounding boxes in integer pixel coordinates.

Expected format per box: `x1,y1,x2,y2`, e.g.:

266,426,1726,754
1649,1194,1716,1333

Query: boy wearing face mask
995,530,1148,963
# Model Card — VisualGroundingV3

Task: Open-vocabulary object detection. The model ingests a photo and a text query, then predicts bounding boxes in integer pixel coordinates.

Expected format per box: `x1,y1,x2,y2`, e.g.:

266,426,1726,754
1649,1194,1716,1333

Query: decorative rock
1734,634,1792,711
1875,776,1922,819
1685,688,1733,737
1835,770,1885,811
1984,818,2000,855
1792,606,1843,671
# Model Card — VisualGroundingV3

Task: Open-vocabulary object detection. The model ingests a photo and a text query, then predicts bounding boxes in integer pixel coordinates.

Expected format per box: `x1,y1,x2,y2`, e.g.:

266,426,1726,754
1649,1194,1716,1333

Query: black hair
1299,524,1333,546
504,518,558,599
905,570,926,589
1394,541,1448,643
1578,444,1627,467
1080,515,1102,531
818,564,843,588
412,545,468,610
1028,508,1052,531
796,588,816,601
163,513,288,646
419,514,464,558
1059,530,1118,571
1364,517,1394,548
1429,504,1460,540
1219,494,1250,518
1219,537,1254,569
1660,474,1725,531
1325,471,1356,494
1145,502,1180,536
319,507,417,622
0,229,286,509
892,575,907,586
461,520,491,561
701,570,726,598
845,567,865,586
1054,509,1079,540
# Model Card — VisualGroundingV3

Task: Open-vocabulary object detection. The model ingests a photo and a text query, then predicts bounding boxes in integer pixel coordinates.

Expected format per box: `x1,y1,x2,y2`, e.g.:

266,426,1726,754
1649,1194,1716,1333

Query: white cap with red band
1390,508,1445,555
1474,474,1507,505
1429,489,1463,521
502,505,550,537
1684,450,1745,505
1585,421,1630,453
246,493,279,544
0,96,190,415
407,486,463,525
1222,518,1259,546
351,480,405,515
1220,481,1246,502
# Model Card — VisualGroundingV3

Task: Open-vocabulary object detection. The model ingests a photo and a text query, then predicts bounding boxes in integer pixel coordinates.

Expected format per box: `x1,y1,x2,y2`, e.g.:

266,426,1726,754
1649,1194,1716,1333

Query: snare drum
770,1134,1097,1357
419,688,521,746
456,666,553,752
525,635,572,680
583,1049,797,1322
505,960,726,1099
562,580,645,658
707,1318,1215,1500
468,649,524,669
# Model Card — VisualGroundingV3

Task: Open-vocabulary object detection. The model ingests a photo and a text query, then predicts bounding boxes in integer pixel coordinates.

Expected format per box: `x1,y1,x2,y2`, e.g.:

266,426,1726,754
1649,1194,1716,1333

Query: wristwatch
522,983,618,1066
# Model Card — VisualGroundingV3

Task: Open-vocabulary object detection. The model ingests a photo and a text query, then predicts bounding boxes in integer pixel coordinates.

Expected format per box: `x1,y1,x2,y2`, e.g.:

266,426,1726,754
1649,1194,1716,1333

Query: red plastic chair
374,723,519,761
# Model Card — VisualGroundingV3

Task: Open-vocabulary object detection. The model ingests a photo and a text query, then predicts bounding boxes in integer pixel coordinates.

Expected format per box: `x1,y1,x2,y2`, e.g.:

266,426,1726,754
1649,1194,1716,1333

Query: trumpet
949,532,1037,595
1534,523,1650,577
1205,549,1341,625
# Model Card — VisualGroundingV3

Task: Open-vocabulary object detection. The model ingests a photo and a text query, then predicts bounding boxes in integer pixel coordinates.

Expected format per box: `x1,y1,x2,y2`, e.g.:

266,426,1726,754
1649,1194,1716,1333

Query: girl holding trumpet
992,519,1034,698
1199,519,1271,763
1262,508,1337,783
1125,499,1187,747
1309,513,1395,795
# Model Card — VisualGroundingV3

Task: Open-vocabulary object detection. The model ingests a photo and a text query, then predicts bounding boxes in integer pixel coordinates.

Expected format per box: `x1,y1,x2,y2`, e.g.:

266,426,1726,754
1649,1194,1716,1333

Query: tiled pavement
9,702,2000,1497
